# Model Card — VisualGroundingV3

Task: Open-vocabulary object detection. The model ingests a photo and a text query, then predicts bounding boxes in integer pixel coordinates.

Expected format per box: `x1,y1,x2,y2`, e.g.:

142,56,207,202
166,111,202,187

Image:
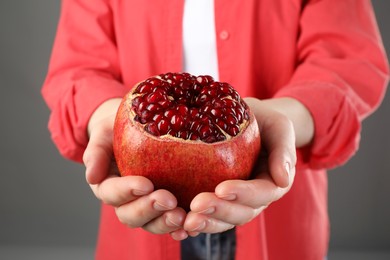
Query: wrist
244,97,314,148
87,98,123,136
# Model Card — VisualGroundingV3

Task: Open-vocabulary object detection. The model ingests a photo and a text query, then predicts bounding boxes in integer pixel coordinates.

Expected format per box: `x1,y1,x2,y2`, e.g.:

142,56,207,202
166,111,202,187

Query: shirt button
219,30,230,40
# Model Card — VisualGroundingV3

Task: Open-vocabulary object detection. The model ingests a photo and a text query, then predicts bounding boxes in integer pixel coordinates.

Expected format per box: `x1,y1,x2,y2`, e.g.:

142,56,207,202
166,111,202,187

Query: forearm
245,97,314,148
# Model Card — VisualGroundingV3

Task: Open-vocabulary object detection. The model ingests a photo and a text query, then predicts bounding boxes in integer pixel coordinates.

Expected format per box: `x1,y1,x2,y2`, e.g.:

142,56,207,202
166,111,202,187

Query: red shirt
42,0,389,259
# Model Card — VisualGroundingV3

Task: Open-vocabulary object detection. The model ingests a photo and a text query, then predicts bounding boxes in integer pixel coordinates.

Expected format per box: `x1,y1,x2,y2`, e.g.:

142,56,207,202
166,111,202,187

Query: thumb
83,118,115,185
263,115,296,188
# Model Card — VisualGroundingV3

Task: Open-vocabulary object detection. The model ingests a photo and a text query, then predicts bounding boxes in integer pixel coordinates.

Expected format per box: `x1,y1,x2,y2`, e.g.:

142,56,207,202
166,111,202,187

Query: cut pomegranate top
130,72,250,143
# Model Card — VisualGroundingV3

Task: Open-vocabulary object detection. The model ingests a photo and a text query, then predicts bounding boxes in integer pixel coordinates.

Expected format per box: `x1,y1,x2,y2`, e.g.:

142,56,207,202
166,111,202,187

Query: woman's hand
83,98,188,240
183,97,313,235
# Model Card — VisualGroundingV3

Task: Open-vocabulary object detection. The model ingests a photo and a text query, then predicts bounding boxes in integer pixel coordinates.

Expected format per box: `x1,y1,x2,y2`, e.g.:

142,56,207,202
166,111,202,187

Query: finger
245,98,297,188
184,212,234,234
260,114,296,188
215,178,289,209
142,207,187,235
83,122,115,185
115,189,177,228
189,192,262,226
90,175,154,207
170,229,189,241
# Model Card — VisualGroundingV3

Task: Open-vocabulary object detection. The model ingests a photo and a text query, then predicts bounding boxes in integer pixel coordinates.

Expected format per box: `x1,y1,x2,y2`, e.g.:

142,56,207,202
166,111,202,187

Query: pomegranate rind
113,84,261,210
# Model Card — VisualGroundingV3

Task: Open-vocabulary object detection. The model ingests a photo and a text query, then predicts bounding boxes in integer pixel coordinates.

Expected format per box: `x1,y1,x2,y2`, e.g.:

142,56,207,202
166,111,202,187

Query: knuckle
145,224,166,235
96,187,111,205
272,187,286,202
115,208,139,228
243,182,258,197
143,215,175,235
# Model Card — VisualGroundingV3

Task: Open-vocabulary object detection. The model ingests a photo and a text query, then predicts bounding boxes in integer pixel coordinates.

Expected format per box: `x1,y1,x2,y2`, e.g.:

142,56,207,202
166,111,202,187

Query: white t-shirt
182,0,219,80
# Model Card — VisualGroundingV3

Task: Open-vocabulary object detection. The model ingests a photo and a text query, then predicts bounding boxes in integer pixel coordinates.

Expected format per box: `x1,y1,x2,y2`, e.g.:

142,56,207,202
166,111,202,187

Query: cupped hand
183,97,310,236
83,98,188,240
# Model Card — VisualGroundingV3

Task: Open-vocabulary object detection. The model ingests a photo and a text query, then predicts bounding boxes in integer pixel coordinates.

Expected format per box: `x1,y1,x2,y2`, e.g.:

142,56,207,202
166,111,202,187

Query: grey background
0,0,389,259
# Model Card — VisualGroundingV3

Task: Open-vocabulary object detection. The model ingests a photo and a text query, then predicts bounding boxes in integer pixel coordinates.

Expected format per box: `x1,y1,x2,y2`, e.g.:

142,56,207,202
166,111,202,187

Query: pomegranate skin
113,87,261,211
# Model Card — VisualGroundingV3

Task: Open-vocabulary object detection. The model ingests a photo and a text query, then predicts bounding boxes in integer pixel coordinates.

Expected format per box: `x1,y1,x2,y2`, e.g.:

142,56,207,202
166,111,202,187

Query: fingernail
84,163,92,183
218,193,237,201
132,189,150,196
153,201,173,211
189,221,206,232
198,207,215,215
166,217,180,227
284,162,290,177
84,155,93,172
84,158,90,169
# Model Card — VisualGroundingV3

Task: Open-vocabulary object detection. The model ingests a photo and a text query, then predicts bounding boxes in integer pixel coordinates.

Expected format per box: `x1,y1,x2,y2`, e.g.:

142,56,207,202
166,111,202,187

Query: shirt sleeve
274,0,389,169
41,0,128,163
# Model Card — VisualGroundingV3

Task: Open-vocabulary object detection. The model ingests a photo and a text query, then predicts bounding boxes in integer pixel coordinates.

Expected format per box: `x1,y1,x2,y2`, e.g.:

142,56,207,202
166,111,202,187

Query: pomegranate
113,72,260,210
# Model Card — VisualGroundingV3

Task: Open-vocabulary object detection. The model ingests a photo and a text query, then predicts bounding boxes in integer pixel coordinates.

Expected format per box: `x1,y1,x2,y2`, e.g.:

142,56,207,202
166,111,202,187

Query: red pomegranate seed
168,129,177,136
192,83,202,94
215,119,227,131
146,103,162,113
145,122,160,136
189,133,199,140
159,100,172,109
208,82,220,90
180,80,192,90
244,111,249,120
196,94,211,104
189,108,199,118
225,114,238,126
146,78,163,85
196,75,214,85
177,104,189,116
162,72,174,83
138,101,148,112
164,109,176,118
210,108,222,118
231,90,240,101
199,125,212,139
222,99,236,108
173,87,184,97
213,99,224,108
157,119,170,135
170,114,185,132
147,90,166,103
226,125,239,136
190,121,201,131
199,87,209,97
201,105,212,114
216,133,227,141
203,135,217,143
138,116,148,124
177,96,188,104
132,96,142,108
236,112,243,123
176,131,189,139
219,83,233,94
173,73,184,82
136,82,153,94
141,110,152,121
206,88,218,97
152,114,163,122
134,115,141,123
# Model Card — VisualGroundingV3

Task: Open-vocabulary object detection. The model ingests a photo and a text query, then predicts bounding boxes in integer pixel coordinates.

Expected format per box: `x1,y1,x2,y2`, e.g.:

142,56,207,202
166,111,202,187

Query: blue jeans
181,228,328,260
181,228,236,260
